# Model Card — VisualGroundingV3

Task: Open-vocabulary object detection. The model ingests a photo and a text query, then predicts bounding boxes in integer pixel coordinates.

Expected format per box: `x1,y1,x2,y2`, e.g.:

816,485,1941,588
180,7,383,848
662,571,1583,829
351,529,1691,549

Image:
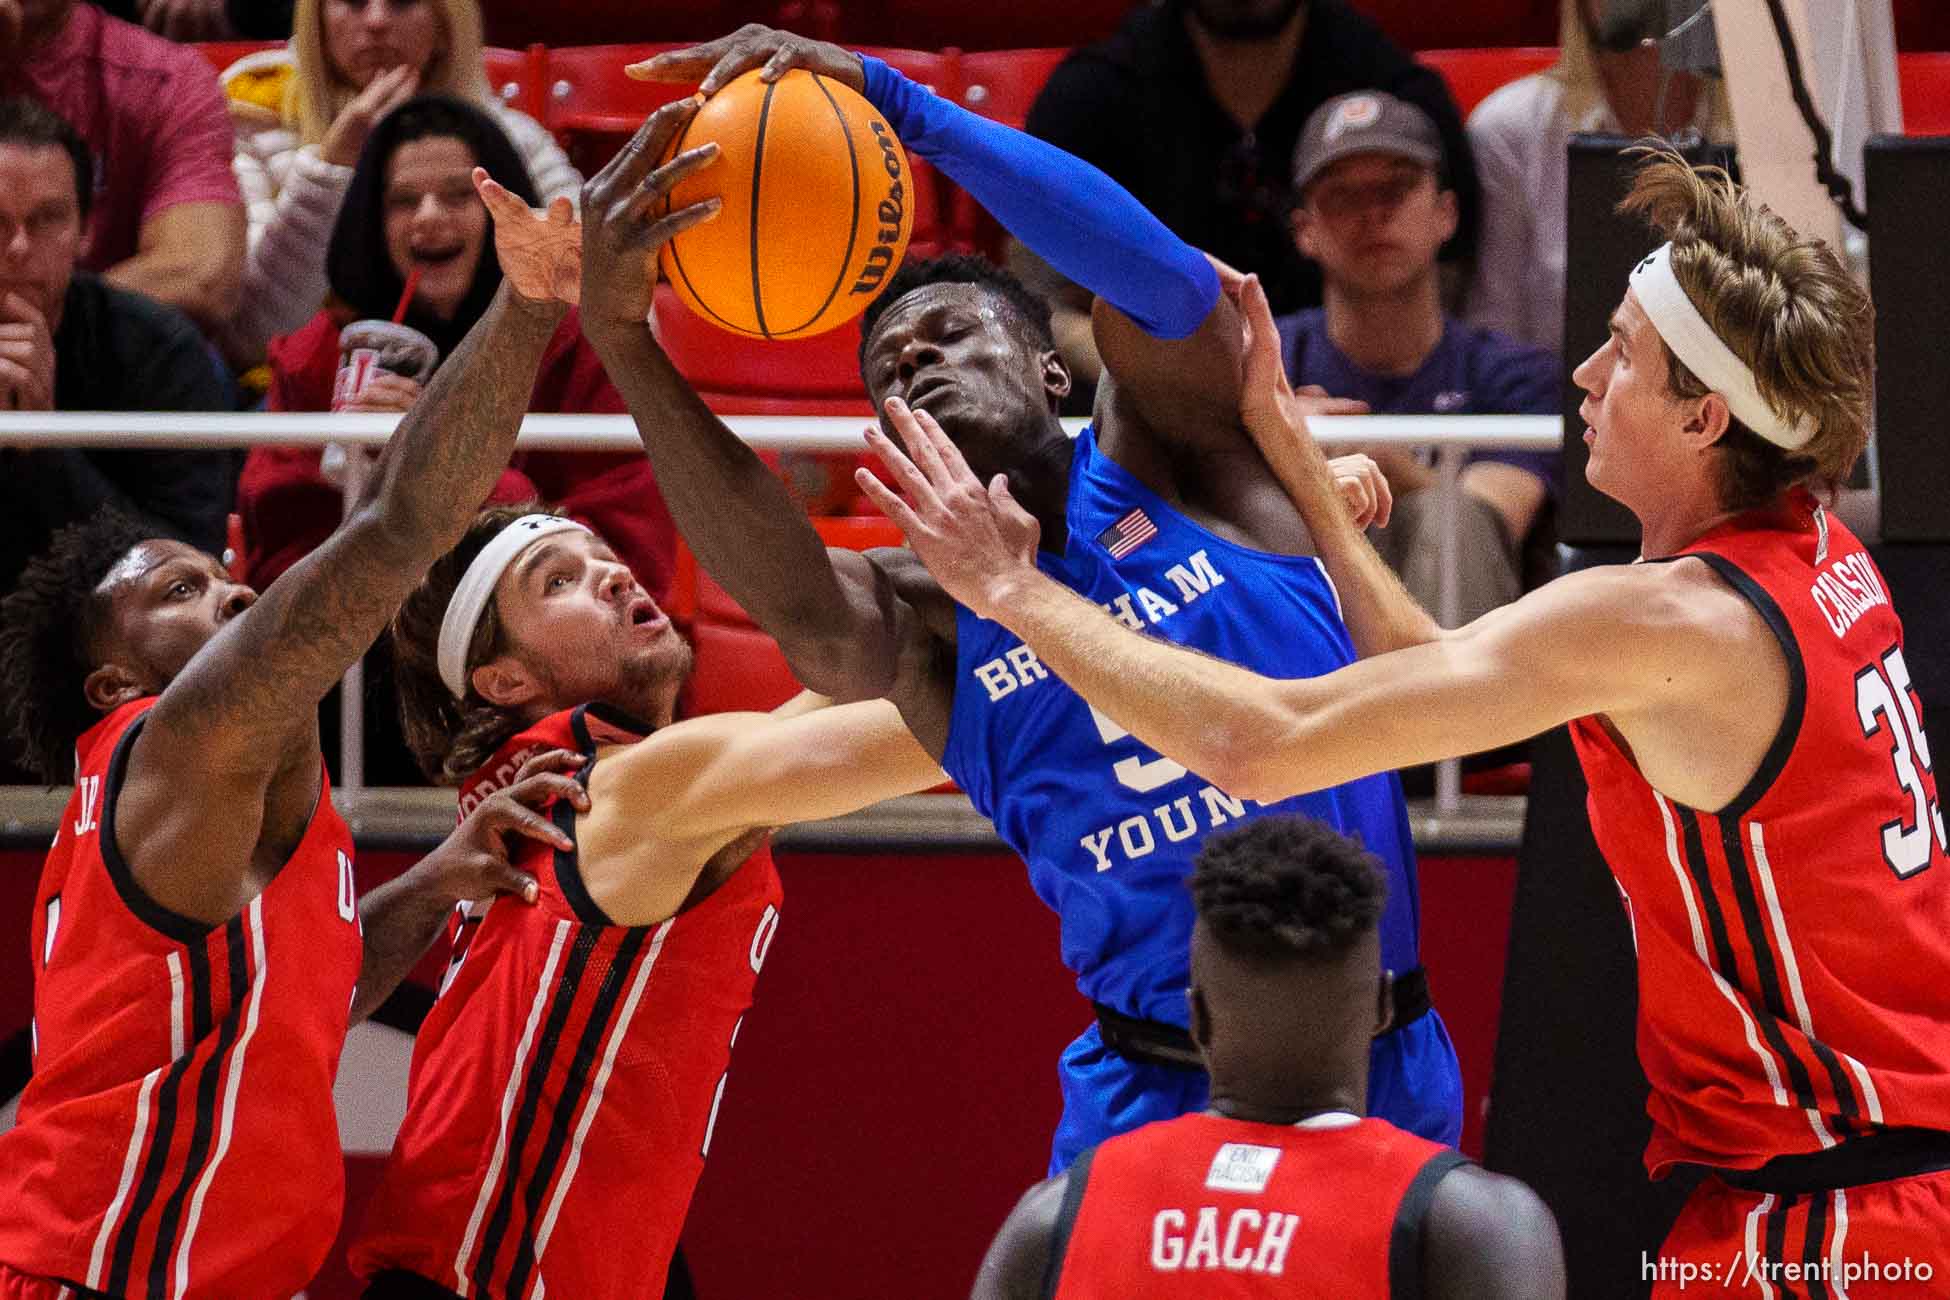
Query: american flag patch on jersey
1097,508,1158,559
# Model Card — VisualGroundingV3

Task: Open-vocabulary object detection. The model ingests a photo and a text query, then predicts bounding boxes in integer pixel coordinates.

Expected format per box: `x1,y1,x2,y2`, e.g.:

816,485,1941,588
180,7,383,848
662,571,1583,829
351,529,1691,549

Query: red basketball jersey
1571,492,1950,1176
0,698,363,1298
1049,1111,1463,1298
349,704,783,1300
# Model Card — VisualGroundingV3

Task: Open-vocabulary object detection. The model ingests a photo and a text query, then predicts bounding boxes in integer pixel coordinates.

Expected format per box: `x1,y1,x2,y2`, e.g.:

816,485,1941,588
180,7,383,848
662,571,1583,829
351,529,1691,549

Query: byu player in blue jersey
585,24,1464,1170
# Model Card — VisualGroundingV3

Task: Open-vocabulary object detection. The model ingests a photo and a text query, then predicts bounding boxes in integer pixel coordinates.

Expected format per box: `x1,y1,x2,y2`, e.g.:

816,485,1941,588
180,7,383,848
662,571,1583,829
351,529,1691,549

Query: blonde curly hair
1620,147,1874,509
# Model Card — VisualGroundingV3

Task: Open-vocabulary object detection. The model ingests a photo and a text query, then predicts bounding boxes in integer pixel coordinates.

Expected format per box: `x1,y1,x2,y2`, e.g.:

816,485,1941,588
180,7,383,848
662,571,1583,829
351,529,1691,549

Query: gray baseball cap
1291,91,1442,194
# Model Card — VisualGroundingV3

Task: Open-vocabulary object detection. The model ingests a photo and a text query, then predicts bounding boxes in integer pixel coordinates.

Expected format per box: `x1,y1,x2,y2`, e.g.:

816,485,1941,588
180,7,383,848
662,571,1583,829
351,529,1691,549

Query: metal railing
0,410,1562,817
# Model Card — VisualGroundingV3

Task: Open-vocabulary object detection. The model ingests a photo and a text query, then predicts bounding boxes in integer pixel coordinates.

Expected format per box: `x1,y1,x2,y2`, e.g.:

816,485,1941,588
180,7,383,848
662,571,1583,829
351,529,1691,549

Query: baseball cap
1291,91,1442,195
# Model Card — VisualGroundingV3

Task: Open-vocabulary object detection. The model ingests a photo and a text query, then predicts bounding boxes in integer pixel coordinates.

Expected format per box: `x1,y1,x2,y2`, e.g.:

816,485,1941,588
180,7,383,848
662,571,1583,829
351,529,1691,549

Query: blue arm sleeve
859,55,1218,340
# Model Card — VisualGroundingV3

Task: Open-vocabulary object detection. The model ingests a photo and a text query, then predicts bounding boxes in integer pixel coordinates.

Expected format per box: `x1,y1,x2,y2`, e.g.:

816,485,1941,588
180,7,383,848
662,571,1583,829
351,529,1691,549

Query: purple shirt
8,4,241,271
1276,307,1562,494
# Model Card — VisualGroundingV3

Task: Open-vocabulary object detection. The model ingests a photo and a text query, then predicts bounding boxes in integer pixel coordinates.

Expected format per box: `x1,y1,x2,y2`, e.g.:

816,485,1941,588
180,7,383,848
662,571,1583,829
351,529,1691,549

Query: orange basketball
659,68,915,340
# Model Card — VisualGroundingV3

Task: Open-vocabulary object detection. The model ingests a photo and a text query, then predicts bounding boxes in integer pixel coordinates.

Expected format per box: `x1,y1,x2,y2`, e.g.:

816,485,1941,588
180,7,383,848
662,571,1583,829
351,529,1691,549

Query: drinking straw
392,267,423,324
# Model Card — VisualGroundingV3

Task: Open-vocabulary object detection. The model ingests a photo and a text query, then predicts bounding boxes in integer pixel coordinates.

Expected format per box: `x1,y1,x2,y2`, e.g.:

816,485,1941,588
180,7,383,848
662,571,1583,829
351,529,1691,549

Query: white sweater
224,49,580,358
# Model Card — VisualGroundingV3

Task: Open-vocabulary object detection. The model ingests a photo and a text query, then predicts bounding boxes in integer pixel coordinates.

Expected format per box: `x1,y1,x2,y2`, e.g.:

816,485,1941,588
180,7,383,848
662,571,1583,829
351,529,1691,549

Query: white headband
1629,243,1816,451
437,514,591,700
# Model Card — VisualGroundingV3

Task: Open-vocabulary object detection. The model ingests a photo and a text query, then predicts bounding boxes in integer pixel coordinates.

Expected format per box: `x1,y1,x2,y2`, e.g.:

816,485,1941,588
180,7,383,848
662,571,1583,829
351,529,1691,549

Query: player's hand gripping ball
656,68,914,339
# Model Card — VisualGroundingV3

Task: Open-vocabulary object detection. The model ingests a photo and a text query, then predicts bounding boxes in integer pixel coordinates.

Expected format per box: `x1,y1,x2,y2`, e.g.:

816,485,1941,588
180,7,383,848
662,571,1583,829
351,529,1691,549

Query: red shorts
1651,1168,1950,1296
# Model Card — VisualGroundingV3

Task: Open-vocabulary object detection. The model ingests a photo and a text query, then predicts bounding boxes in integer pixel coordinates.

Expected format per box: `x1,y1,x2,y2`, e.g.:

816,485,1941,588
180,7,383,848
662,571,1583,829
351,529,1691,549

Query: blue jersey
944,428,1421,1024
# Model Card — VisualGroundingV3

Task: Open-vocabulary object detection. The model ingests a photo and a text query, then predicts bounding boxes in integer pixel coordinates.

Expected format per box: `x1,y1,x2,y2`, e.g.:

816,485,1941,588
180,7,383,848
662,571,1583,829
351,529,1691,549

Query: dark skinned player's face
860,283,1068,483
94,540,257,695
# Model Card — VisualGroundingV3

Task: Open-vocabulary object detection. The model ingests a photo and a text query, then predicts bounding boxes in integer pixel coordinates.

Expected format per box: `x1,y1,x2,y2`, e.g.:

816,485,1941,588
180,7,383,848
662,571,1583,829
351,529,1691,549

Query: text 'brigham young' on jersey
965,546,1292,876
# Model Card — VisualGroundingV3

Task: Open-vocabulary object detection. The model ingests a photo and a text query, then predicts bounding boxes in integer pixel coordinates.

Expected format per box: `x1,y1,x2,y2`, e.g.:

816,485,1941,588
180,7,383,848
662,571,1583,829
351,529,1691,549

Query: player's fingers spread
915,408,973,481
641,93,704,157
546,195,576,224
988,474,1033,528
498,806,575,853
698,37,774,97
603,96,698,190
854,467,924,536
866,420,936,503
889,397,950,484
644,142,721,198
507,773,588,816
760,46,797,82
512,747,581,782
473,169,512,210
642,197,723,246
627,41,719,82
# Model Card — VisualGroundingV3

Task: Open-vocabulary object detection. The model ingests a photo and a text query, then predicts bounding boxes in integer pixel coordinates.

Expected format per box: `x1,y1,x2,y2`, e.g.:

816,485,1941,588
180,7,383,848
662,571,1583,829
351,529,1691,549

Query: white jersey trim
454,919,571,1296
530,917,675,1282
174,896,269,1297
87,1067,161,1290
1656,793,1792,1108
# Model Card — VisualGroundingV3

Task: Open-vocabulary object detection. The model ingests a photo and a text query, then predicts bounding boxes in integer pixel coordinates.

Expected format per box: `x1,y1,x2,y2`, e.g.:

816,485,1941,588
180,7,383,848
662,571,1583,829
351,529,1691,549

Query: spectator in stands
221,0,577,362
1466,0,1732,355
239,96,673,602
1279,92,1557,626
0,0,246,339
1018,0,1476,409
0,98,235,603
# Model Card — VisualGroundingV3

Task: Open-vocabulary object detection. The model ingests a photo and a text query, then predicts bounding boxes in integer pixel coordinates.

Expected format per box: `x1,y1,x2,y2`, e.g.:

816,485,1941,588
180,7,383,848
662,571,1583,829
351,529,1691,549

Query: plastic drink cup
331,320,439,411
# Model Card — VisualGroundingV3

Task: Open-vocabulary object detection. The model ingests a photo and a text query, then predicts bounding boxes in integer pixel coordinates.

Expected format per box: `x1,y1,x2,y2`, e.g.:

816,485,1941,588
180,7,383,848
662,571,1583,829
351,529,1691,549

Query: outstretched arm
1229,271,1442,655
146,270,567,770
856,400,1677,803
567,94,924,700
578,699,946,925
636,30,1264,454
117,173,578,924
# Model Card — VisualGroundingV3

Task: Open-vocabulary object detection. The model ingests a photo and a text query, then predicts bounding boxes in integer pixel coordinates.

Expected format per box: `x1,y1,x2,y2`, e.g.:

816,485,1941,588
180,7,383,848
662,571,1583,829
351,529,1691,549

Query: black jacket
1,272,236,596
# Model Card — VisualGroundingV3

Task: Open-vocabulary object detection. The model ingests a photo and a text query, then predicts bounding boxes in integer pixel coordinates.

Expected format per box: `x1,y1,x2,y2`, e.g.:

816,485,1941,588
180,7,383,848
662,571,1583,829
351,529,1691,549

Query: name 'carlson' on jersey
1571,493,1950,1175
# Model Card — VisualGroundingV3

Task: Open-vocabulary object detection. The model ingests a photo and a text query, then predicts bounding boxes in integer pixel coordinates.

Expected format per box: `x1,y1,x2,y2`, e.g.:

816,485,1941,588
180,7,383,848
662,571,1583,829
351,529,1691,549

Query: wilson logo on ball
660,68,916,340
851,119,906,297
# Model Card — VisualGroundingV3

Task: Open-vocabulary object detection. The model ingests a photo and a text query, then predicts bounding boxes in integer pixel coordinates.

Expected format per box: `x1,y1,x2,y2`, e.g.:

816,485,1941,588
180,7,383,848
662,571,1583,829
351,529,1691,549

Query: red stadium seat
1418,46,1558,118
653,286,873,413
950,48,1072,255
1900,52,1950,134
812,515,903,551
195,39,283,72
540,43,696,174
958,47,1069,130
484,44,547,120
1347,0,1557,50
681,619,803,715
